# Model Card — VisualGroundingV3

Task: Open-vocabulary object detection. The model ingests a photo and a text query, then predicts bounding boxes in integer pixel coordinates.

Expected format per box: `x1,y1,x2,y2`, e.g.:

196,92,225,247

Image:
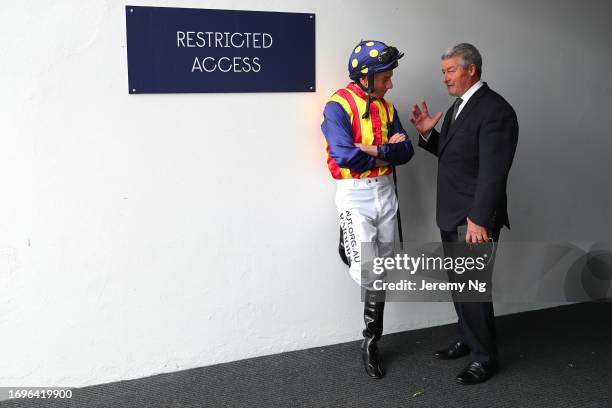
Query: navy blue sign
125,6,315,93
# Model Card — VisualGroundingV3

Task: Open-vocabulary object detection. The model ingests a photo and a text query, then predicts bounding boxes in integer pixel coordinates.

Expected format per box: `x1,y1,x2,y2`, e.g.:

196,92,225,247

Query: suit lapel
437,106,454,155
438,83,489,155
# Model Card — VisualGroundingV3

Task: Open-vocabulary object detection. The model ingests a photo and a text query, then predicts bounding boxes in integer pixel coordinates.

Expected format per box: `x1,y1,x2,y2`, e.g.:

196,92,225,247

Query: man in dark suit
410,43,518,384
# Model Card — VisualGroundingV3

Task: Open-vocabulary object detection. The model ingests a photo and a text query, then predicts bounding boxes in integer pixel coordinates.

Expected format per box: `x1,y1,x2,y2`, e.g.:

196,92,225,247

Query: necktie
450,97,463,127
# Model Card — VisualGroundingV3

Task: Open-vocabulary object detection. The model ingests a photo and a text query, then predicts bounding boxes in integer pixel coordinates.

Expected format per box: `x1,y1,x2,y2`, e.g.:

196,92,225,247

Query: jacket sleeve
377,107,414,165
418,129,440,157
469,104,519,226
321,101,375,173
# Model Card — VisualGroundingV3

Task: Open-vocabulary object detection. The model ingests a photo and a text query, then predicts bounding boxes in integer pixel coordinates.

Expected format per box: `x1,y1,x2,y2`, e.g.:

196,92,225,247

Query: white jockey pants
336,175,398,288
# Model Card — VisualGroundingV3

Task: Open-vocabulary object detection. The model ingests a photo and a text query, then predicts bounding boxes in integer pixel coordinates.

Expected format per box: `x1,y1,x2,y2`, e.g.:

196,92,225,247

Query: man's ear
359,76,368,89
468,64,477,77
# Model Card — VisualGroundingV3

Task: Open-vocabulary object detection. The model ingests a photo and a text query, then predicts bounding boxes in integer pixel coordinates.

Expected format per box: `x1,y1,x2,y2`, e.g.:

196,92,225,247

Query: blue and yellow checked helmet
348,40,404,80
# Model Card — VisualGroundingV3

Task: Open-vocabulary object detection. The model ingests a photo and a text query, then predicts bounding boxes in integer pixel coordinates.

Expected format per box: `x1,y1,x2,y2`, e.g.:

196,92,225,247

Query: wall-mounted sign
125,6,315,94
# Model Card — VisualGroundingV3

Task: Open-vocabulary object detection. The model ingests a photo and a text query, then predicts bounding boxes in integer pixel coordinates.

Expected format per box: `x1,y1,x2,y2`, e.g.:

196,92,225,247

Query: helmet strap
362,72,375,119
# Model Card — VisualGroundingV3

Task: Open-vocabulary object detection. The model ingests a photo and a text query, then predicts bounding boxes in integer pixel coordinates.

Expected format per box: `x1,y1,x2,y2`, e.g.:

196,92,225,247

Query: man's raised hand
410,100,443,136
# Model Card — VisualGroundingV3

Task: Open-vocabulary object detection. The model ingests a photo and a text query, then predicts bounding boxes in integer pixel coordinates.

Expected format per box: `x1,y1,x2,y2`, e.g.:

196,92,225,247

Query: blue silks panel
125,6,316,93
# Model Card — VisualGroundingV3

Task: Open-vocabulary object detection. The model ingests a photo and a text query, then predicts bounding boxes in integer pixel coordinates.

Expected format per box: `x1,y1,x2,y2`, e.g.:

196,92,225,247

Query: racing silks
321,82,414,179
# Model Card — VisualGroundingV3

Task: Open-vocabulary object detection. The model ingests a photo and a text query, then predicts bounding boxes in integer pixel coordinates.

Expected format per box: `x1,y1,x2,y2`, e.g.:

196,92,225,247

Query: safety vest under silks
323,82,397,179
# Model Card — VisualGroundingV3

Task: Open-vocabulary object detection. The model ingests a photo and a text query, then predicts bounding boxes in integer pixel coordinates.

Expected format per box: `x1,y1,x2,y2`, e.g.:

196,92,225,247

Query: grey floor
2,302,611,408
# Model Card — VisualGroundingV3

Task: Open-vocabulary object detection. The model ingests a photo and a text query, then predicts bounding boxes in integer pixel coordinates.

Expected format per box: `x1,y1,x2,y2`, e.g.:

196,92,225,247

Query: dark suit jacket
419,83,518,231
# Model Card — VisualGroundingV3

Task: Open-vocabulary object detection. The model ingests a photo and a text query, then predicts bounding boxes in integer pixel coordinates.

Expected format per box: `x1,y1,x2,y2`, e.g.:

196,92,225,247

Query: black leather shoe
434,341,470,360
456,361,498,385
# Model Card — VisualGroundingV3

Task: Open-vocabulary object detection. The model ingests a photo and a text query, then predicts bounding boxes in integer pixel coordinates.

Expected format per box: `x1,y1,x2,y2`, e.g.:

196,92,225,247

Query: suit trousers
440,226,501,364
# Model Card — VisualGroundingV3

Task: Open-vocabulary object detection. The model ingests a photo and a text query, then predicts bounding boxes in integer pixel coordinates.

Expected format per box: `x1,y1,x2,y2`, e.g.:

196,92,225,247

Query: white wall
1,0,610,387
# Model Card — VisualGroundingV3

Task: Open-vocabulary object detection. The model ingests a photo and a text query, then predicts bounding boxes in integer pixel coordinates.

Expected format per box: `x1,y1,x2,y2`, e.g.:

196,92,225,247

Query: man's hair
441,43,482,78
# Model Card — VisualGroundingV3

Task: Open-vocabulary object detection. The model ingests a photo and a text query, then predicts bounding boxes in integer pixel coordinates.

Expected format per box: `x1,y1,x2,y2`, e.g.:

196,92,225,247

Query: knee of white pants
348,255,387,290
348,265,381,290
348,263,363,287
378,241,395,259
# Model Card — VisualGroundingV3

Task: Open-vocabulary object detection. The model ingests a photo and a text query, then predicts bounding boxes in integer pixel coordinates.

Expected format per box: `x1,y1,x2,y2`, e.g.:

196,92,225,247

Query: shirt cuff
419,131,432,142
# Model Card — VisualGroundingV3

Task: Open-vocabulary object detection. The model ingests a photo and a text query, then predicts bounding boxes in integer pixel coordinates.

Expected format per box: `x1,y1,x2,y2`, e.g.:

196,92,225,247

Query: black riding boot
362,290,386,379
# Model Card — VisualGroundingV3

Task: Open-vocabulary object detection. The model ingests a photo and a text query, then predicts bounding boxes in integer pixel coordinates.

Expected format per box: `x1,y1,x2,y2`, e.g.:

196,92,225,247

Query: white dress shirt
454,80,483,118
